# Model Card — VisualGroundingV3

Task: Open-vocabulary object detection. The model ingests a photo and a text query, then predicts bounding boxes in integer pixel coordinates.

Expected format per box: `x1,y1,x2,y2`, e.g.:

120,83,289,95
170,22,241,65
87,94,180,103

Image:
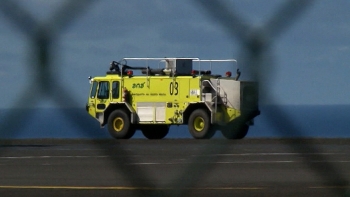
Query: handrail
193,59,237,72
119,58,238,77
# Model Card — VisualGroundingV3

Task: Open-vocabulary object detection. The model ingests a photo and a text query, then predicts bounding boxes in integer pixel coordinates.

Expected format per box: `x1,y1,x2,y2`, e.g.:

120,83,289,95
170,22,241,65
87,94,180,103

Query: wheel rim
193,117,205,132
113,117,124,132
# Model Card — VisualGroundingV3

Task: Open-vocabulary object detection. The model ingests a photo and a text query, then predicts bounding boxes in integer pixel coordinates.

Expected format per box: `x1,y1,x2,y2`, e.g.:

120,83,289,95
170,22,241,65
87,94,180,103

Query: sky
1,0,350,108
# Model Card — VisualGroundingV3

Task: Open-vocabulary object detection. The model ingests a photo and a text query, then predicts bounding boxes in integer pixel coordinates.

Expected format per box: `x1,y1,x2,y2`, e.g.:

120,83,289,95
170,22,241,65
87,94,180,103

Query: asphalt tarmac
0,139,349,197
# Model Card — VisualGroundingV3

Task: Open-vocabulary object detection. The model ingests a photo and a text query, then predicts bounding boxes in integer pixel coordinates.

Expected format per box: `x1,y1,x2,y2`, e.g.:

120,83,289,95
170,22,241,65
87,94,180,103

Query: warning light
127,70,133,77
225,71,232,77
191,70,197,76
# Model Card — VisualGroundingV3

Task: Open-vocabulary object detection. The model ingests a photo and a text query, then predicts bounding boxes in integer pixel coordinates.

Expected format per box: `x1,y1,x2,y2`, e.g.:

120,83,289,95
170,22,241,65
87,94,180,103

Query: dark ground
0,138,349,197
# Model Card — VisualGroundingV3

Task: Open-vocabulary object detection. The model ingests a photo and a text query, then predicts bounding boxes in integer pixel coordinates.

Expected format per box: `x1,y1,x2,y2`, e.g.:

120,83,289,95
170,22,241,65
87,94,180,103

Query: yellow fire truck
86,58,259,139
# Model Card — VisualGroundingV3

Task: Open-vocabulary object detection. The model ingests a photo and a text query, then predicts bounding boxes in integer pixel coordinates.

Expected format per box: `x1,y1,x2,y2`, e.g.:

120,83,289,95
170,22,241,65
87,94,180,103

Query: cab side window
112,81,120,99
97,81,109,99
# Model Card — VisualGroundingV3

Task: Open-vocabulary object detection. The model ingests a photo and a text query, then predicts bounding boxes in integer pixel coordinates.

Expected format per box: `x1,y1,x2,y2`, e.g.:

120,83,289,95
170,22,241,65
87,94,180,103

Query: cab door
95,81,110,112
87,80,111,119
87,80,98,118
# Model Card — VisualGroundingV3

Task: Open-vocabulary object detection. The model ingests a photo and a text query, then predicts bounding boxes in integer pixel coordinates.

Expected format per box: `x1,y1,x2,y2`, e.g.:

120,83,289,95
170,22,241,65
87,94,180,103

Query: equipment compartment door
137,102,166,123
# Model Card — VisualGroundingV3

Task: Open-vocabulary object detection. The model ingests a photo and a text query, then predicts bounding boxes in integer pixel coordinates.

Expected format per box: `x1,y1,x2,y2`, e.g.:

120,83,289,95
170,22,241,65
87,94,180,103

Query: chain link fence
0,0,349,196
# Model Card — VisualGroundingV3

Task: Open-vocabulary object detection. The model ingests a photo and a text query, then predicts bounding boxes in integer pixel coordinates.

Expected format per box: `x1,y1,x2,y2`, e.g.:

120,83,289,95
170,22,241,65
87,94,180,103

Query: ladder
202,79,228,113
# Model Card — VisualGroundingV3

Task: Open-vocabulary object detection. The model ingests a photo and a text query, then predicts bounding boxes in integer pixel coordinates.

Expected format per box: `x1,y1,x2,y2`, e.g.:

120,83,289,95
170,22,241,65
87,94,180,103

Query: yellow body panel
123,76,201,124
87,73,247,125
88,75,254,125
87,70,258,126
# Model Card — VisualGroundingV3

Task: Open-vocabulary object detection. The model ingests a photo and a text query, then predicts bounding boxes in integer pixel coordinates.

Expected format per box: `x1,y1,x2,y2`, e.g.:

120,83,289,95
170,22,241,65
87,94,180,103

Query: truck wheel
188,109,215,139
107,110,135,139
221,124,249,139
141,125,169,139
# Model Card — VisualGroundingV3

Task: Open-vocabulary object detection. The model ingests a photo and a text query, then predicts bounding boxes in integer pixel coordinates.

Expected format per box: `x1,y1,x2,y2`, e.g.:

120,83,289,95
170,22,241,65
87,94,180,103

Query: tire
141,125,169,139
221,123,249,139
107,110,135,139
188,109,215,139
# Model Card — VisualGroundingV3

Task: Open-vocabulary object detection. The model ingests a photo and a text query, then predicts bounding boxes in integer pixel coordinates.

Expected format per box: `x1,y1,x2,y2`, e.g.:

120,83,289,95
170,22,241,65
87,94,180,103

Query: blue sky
1,0,350,108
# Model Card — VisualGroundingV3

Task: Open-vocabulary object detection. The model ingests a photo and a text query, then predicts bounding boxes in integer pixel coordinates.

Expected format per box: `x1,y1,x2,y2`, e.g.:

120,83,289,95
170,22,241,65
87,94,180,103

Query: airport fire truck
86,58,259,139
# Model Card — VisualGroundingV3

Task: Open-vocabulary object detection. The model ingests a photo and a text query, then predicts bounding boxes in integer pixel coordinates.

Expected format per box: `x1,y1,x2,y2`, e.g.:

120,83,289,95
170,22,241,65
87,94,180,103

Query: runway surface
0,139,349,197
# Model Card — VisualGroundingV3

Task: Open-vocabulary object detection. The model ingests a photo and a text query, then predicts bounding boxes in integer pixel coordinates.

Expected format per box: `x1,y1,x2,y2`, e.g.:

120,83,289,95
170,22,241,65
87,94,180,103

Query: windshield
90,81,98,98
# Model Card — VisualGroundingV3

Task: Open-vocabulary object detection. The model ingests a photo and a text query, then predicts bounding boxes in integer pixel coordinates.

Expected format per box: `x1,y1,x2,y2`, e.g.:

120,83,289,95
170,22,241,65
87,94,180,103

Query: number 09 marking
169,82,179,95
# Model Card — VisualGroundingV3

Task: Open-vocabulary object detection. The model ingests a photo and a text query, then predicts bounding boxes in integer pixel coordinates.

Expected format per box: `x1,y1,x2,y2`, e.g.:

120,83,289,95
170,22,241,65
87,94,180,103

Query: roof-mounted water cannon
141,68,165,75
108,60,146,76
121,64,148,76
109,61,121,74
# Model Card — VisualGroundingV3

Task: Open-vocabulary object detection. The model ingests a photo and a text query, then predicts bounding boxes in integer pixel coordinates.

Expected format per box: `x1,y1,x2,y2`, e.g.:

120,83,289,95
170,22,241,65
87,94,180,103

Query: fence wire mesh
0,0,349,196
